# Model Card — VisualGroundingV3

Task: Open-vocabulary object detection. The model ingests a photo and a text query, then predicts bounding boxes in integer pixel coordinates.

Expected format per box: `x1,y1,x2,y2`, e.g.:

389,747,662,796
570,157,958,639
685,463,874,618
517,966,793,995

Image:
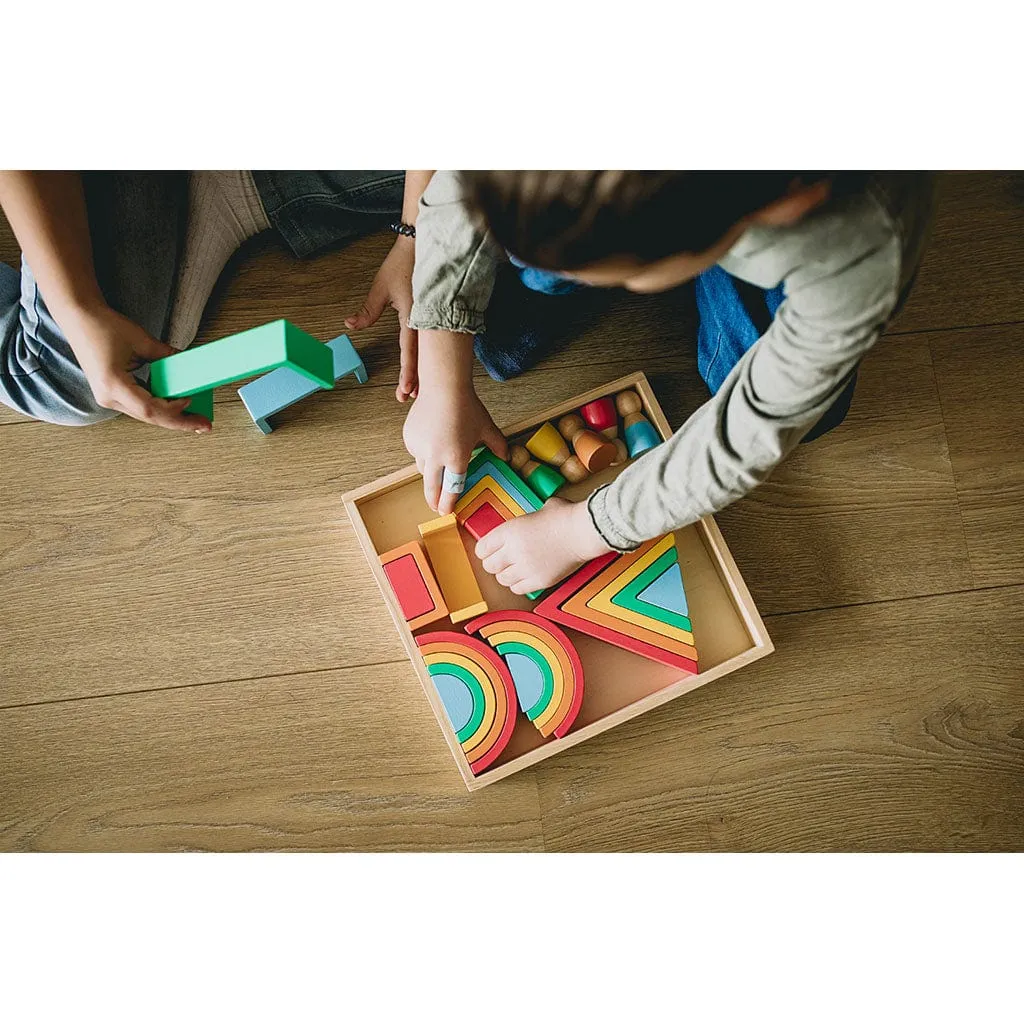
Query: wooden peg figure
580,397,618,439
615,390,660,457
509,445,566,500
525,422,589,483
610,438,629,466
557,413,618,473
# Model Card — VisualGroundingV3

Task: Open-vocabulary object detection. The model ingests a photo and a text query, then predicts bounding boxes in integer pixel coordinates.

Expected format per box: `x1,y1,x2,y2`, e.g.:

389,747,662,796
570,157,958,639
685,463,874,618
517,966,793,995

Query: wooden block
535,551,699,674
463,502,508,542
585,537,696,646
454,450,545,601
418,514,488,624
465,610,585,740
457,477,523,521
237,334,368,434
459,449,542,515
379,540,448,631
568,560,699,661
150,319,335,421
417,632,518,775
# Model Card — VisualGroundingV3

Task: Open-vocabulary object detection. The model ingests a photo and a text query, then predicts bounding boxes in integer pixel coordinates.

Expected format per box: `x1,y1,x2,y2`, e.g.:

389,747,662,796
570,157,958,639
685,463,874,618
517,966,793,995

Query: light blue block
237,333,368,434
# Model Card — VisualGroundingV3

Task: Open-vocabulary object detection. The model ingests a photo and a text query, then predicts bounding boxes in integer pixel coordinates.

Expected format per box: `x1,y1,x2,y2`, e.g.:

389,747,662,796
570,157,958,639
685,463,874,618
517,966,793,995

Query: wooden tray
342,372,773,790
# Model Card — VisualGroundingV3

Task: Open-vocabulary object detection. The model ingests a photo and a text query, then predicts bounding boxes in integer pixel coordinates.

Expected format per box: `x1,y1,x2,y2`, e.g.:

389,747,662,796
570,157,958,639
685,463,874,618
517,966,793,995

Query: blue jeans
0,170,403,425
514,262,857,443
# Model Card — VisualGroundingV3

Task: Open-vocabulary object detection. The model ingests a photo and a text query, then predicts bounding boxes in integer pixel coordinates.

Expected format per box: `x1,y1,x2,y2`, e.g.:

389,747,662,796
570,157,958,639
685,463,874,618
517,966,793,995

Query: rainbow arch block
466,611,585,739
416,631,518,776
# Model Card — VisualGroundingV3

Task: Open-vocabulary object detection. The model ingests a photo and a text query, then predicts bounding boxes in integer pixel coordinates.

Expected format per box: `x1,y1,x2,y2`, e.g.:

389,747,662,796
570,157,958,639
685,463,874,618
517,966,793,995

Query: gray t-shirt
410,171,938,549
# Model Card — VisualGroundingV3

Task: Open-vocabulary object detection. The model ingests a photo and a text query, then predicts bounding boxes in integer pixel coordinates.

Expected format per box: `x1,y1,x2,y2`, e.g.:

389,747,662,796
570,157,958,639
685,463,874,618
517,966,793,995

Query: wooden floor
1,172,1021,851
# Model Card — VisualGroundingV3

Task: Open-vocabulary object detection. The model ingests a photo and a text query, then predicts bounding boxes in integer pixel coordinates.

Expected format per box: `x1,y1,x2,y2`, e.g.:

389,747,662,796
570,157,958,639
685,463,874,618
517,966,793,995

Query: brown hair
462,170,859,270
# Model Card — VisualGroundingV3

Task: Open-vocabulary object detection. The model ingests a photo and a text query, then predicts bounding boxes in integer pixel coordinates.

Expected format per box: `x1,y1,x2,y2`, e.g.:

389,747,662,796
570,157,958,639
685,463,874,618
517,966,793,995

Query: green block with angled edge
149,320,334,421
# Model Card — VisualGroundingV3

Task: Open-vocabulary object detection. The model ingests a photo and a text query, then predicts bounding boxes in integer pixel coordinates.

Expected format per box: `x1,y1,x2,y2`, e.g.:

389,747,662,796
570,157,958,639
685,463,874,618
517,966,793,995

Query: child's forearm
0,171,105,323
416,328,475,392
402,171,434,225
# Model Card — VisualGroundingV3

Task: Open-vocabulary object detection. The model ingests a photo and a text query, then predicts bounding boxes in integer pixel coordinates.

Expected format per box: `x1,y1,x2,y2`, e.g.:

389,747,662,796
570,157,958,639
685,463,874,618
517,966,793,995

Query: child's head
462,171,850,292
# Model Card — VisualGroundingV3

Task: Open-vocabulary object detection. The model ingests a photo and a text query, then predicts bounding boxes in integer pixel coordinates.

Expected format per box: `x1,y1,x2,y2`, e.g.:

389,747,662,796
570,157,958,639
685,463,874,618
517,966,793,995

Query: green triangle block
610,546,693,633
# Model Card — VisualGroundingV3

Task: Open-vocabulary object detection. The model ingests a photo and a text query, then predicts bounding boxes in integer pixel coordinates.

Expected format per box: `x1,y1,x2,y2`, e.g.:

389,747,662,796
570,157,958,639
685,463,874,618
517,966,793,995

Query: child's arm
474,205,908,596
589,226,903,551
345,170,434,402
402,171,509,514
0,171,206,432
402,327,507,513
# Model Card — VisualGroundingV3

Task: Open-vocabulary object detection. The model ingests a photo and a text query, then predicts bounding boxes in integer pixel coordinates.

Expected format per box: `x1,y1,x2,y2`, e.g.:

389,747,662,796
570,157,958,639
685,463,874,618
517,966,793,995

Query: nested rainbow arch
465,611,585,739
416,631,518,776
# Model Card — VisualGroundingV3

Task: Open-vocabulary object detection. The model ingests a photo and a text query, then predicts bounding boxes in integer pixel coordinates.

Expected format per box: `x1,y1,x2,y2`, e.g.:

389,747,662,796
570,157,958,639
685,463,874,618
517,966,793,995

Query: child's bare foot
475,497,613,595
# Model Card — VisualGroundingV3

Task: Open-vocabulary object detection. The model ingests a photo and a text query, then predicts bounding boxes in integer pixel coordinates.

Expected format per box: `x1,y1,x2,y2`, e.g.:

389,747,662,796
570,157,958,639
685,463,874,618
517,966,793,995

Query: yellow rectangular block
417,514,488,624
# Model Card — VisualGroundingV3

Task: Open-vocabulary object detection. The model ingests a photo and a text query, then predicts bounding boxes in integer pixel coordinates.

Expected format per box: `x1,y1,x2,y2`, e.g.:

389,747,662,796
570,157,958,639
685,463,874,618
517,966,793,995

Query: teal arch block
237,334,367,434
149,319,335,421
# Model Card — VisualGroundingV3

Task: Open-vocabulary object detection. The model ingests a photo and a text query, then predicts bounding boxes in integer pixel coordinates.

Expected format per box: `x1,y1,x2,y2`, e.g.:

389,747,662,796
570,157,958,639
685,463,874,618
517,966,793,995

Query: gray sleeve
588,222,902,550
408,170,503,335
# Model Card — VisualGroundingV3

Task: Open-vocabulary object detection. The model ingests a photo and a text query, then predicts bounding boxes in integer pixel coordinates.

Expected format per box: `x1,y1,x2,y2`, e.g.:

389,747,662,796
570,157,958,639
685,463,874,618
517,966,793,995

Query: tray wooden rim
342,371,773,791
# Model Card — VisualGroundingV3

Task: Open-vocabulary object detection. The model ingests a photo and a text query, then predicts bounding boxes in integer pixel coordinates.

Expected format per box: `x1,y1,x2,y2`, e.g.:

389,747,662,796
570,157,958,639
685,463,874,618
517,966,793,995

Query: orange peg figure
557,413,618,473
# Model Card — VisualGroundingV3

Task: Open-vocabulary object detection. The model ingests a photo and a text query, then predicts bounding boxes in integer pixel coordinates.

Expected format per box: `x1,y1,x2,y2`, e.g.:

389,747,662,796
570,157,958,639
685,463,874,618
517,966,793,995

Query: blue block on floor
237,334,367,434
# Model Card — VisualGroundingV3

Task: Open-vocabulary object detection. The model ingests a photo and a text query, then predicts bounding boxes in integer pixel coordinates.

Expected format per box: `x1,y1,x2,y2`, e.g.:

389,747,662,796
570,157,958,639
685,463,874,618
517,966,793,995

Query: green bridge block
149,320,335,420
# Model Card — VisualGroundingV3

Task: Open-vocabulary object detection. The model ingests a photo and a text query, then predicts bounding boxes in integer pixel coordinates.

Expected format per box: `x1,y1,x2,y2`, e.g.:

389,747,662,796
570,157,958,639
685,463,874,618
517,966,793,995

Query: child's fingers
344,279,388,332
479,419,509,461
423,463,443,512
134,334,178,362
475,528,504,560
481,549,514,575
496,566,524,589
397,325,418,403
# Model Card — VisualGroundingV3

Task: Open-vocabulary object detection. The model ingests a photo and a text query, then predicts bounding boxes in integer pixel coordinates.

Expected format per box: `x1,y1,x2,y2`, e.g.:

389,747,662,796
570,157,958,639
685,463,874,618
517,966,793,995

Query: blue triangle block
636,561,689,618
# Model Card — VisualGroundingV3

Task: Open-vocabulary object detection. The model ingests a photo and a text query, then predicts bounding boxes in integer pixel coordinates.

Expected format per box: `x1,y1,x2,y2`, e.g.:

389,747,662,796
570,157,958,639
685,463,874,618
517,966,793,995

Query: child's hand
66,305,211,433
344,235,418,403
403,380,508,515
475,497,614,595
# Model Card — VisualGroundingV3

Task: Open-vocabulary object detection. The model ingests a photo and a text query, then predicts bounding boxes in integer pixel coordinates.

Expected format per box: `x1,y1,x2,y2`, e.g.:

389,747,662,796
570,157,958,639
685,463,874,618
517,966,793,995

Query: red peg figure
579,397,618,439
615,390,660,457
557,413,618,473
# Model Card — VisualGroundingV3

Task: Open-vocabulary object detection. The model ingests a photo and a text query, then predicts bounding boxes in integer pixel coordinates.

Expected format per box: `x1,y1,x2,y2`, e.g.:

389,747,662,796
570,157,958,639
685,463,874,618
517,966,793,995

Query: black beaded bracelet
390,221,416,238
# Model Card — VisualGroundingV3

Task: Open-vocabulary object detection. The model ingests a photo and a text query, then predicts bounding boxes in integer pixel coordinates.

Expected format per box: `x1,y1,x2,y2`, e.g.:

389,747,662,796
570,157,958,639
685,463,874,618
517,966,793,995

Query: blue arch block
238,333,367,434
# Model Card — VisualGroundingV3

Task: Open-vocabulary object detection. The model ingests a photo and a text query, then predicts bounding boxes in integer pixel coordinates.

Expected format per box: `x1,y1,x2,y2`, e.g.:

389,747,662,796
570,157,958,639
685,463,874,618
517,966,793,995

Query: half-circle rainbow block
416,631,518,775
465,611,585,739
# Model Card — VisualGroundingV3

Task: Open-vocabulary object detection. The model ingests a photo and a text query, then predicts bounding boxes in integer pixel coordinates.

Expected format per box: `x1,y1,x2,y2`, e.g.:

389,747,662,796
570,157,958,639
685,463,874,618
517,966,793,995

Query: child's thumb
345,282,388,331
137,335,178,362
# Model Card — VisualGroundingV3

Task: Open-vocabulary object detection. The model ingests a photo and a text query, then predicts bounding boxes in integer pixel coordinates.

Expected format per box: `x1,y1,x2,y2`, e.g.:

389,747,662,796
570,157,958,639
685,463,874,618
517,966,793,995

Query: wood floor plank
891,171,1024,334
930,323,1024,586
0,662,544,851
0,359,684,707
533,586,1024,852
